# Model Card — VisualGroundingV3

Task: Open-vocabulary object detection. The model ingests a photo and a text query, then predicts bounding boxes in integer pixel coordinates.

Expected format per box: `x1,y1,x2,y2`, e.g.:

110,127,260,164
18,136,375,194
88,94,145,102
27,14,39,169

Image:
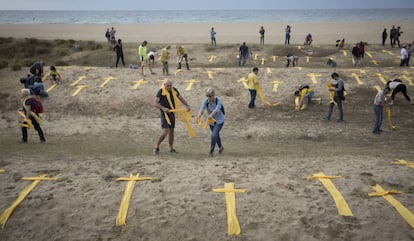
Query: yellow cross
374,85,381,92
342,50,347,56
401,75,414,86
350,73,364,85
261,58,266,65
72,85,89,96
208,55,217,62
70,75,87,87
266,68,272,74
46,83,57,93
306,73,321,84
174,69,183,76
270,79,280,92
306,56,311,63
56,66,72,70
392,159,414,169
0,169,4,174
131,79,148,90
371,60,379,66
185,79,200,91
0,175,57,229
308,172,353,216
376,73,388,85
296,45,302,50
99,76,116,88
370,184,414,229
213,183,246,235
253,53,259,60
272,56,277,62
382,49,395,56
206,71,214,80
366,52,373,58
115,173,153,226
238,77,248,89
83,66,96,70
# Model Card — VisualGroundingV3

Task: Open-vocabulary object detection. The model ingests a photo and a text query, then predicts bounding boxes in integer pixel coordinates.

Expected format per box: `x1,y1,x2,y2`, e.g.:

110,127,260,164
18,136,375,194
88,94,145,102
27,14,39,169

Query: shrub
21,59,35,67
0,60,8,69
11,64,21,71
54,60,69,66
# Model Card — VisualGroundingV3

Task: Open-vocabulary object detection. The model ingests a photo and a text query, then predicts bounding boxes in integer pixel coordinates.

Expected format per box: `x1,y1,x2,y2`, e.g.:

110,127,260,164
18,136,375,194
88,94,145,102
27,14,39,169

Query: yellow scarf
256,85,279,106
161,85,195,138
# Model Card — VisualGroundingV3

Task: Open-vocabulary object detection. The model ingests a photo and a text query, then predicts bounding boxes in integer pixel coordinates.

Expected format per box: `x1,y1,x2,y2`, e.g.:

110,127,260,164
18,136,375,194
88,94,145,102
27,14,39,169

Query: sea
0,9,414,24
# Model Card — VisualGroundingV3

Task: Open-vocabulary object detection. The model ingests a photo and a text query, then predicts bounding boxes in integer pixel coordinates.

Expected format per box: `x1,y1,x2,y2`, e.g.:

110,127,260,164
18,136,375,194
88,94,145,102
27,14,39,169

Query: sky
1,0,414,10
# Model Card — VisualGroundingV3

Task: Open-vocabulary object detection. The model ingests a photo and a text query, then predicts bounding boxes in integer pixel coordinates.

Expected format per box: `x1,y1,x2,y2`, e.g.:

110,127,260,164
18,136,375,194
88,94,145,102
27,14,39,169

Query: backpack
27,97,43,114
206,98,225,115
298,84,310,91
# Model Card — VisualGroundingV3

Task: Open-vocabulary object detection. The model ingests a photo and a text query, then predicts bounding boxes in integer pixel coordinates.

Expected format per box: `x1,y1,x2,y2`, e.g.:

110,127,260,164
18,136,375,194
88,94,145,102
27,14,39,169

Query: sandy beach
0,20,414,241
1,20,414,45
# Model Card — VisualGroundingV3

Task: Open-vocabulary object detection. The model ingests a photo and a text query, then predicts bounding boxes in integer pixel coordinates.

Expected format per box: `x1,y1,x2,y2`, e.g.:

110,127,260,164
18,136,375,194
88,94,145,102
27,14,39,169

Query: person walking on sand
259,26,265,45
400,45,409,67
19,88,46,143
210,27,216,46
247,67,259,109
352,43,361,67
113,39,125,68
153,79,190,155
196,87,225,157
324,72,345,122
285,25,291,45
238,42,250,66
382,28,387,45
177,46,190,70
138,40,154,76
160,45,171,75
373,86,391,134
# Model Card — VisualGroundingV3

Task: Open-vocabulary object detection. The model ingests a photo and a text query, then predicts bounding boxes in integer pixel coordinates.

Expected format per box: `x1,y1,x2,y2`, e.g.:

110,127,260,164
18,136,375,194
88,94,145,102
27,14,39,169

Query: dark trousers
115,54,125,67
248,89,257,108
391,84,411,102
21,115,45,142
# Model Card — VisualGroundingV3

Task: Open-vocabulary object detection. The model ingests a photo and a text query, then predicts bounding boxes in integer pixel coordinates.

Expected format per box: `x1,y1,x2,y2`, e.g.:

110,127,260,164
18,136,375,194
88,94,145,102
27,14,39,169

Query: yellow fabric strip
213,183,245,235
196,117,216,129
0,174,56,229
308,174,342,180
368,190,401,197
115,173,152,226
371,184,414,229
310,172,353,216
19,101,43,125
326,83,336,104
392,160,414,169
18,110,33,129
46,83,57,93
0,169,4,174
256,85,280,106
385,106,397,130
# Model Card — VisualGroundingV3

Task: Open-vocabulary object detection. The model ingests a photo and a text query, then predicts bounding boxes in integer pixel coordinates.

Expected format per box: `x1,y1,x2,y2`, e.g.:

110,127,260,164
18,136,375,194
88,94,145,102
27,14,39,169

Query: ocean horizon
1,9,414,24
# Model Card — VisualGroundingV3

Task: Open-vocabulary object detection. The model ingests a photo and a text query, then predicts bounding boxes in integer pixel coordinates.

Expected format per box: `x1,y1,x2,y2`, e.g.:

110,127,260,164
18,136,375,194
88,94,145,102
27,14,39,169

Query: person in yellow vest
294,84,321,110
153,79,190,155
138,40,154,76
42,65,62,84
247,67,259,109
160,45,171,75
176,46,189,70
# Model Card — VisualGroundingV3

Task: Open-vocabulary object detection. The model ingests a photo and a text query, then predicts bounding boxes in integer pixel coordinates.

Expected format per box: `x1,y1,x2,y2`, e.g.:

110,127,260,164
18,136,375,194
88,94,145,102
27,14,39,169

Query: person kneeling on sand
286,54,299,67
294,84,321,110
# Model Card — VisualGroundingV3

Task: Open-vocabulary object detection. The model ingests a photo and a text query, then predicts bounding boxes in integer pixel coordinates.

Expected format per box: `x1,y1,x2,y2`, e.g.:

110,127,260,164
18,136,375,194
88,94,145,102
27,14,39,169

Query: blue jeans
326,96,343,121
209,122,224,154
373,105,383,132
248,89,257,108
239,55,247,66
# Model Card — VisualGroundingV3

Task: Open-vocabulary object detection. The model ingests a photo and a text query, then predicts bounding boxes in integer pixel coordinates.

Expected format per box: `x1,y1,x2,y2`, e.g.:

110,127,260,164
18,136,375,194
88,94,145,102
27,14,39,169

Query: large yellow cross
0,175,57,229
306,73,321,84
115,173,153,226
131,79,147,90
70,75,87,87
99,76,116,88
350,73,364,85
71,84,89,96
213,182,246,235
185,79,200,91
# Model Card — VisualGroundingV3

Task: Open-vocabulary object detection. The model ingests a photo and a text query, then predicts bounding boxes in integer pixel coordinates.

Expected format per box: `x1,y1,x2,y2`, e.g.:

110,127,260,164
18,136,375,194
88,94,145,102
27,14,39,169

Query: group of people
105,27,117,45
351,41,365,67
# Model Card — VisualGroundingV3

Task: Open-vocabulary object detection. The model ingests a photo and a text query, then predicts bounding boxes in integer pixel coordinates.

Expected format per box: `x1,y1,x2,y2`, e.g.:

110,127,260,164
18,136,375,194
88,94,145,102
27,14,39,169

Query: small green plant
0,60,8,69
11,63,21,71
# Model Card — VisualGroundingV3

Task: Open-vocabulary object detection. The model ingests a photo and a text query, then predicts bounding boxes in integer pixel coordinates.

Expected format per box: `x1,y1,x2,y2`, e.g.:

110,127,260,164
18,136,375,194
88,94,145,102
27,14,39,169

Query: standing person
325,72,345,122
373,87,391,134
177,46,190,70
386,79,411,104
285,25,291,45
352,43,361,67
196,88,225,157
407,43,412,66
382,28,387,45
394,26,402,48
259,26,265,45
160,45,171,75
29,61,45,77
113,39,125,68
247,67,259,109
153,79,190,155
210,27,216,46
110,27,116,45
400,45,409,67
105,28,110,43
19,89,46,143
238,42,250,66
138,40,154,76
390,25,396,47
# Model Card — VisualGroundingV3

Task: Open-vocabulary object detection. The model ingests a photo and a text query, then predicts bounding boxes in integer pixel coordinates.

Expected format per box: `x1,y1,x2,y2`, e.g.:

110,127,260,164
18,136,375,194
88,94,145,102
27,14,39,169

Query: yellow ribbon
161,85,195,138
0,169,4,174
385,106,397,130
309,172,353,216
370,184,414,229
326,83,336,104
17,110,33,129
0,174,57,229
392,159,414,169
115,173,153,226
256,85,279,106
213,183,246,235
196,117,216,129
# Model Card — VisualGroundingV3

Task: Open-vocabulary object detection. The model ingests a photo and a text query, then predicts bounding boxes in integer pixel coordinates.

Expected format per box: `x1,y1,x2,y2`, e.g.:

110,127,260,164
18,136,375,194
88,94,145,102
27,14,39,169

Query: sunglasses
206,95,214,97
